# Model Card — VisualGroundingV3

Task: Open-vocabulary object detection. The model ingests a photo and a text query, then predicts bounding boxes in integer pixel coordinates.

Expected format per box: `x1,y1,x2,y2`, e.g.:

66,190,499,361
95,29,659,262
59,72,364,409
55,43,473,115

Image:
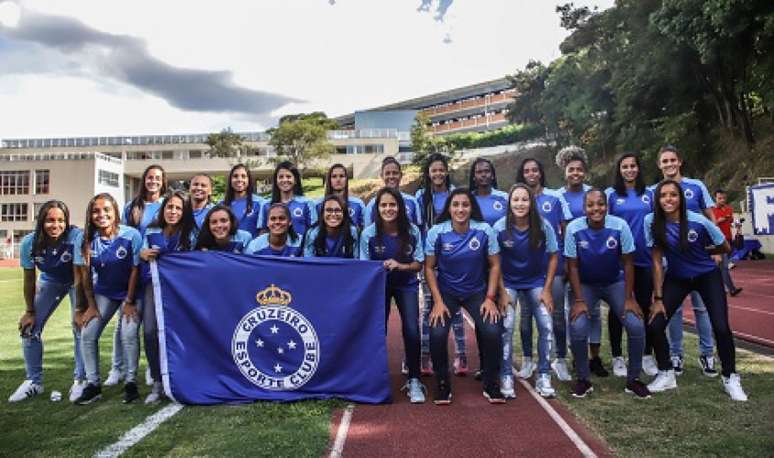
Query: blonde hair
555,145,588,170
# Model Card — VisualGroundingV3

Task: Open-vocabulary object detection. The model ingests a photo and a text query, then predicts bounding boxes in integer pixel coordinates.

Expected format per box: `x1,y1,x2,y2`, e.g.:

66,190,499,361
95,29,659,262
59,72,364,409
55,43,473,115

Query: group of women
10,145,748,407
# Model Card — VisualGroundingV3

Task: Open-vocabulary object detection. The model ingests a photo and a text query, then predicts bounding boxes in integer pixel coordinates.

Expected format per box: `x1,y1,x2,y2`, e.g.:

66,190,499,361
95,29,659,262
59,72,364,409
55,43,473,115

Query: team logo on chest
348,207,355,218
606,236,618,250
232,285,320,391
405,244,414,256
641,194,651,205
542,201,552,213
293,207,303,218
684,188,695,200
493,201,504,211
60,250,72,263
687,229,699,243
115,245,128,260
468,237,481,251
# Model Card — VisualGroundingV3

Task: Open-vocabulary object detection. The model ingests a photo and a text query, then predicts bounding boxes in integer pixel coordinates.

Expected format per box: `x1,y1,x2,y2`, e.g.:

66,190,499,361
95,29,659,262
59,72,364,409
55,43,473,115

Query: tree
268,118,334,176
276,112,340,130
205,128,245,158
409,112,457,165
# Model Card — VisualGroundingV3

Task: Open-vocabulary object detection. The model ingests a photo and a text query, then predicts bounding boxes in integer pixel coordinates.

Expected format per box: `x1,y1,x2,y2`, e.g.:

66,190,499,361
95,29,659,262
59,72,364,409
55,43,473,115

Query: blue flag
151,251,390,405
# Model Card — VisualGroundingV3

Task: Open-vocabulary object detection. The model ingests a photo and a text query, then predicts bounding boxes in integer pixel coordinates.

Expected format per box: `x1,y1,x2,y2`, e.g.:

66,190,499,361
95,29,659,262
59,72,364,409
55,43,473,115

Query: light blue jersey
415,187,453,229
123,199,164,236
494,217,558,290
564,215,635,286
245,233,303,257
192,203,215,229
605,187,654,268
258,196,312,236
474,188,509,227
648,177,714,214
74,225,142,301
20,227,82,285
365,191,422,227
538,188,573,276
140,226,195,283
311,196,366,228
220,195,264,238
557,184,593,220
303,224,359,258
644,211,725,279
359,223,424,290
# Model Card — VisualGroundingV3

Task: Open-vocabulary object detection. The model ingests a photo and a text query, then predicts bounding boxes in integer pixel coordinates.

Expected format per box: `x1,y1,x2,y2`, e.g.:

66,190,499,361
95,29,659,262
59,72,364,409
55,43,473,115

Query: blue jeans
21,280,85,384
667,291,715,357
523,276,568,359
421,276,466,357
143,286,161,382
570,281,645,382
503,287,553,376
386,287,421,379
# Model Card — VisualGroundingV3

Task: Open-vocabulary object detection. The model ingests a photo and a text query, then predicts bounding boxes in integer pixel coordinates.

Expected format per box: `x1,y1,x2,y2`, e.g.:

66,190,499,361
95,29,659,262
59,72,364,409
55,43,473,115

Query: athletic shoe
728,261,736,270
420,355,433,376
730,287,743,296
624,379,652,399
641,355,659,377
500,375,516,399
535,373,556,399
433,380,452,405
551,358,572,382
104,369,124,386
612,356,627,377
123,382,139,404
75,384,102,405
670,355,684,376
145,367,154,386
589,357,609,377
699,355,719,378
722,373,748,402
516,357,535,379
647,370,677,393
571,379,593,398
453,354,469,376
145,382,165,405
68,380,86,403
473,369,483,381
483,383,506,404
401,360,409,375
402,378,426,404
8,380,43,402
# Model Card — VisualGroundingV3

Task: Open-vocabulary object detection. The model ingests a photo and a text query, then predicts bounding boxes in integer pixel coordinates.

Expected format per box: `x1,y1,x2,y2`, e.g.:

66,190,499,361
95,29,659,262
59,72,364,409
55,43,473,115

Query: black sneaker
572,379,593,398
473,369,483,381
123,382,140,404
589,357,609,377
75,383,102,405
483,383,506,404
730,288,743,297
433,379,452,405
698,355,719,378
670,355,684,376
624,379,652,399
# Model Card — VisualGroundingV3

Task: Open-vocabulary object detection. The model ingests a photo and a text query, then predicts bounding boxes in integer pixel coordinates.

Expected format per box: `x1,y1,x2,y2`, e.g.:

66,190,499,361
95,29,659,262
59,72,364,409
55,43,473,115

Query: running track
328,311,612,457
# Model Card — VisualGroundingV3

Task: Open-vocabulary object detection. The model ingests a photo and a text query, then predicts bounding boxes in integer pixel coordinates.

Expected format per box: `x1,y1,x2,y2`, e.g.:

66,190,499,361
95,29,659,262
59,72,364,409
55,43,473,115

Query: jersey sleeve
543,221,558,253
620,220,636,255
303,227,317,257
410,224,425,262
643,213,654,248
256,202,269,230
563,224,578,258
19,234,34,270
349,225,359,257
309,199,321,226
484,224,500,256
130,229,143,266
406,195,422,226
425,225,440,256
698,181,715,209
558,194,572,221
363,200,375,227
358,225,373,260
73,231,86,266
701,216,726,246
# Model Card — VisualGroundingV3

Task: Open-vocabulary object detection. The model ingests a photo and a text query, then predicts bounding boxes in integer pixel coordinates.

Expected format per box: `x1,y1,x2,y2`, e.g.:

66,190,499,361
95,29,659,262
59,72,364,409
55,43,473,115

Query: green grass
0,268,341,457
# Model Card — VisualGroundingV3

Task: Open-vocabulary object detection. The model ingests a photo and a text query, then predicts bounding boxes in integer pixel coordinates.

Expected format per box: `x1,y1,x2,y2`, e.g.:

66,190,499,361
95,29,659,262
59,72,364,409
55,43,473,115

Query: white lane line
732,330,774,347
729,304,774,316
93,403,184,458
329,403,355,458
461,313,598,458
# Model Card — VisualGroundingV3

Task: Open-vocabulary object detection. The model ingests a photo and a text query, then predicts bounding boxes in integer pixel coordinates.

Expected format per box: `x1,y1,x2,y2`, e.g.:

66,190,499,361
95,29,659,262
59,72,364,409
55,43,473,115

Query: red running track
328,310,612,457
681,260,774,347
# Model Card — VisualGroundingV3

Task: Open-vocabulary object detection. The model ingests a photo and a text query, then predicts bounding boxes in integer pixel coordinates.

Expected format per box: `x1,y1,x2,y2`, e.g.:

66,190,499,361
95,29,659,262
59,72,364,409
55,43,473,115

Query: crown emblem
256,284,292,306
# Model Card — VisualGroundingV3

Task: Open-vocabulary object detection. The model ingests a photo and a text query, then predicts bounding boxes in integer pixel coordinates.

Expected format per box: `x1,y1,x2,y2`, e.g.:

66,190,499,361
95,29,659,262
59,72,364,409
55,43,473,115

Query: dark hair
374,187,412,257
324,163,349,201
271,161,304,204
190,174,214,204
420,153,451,228
148,190,196,251
312,195,355,258
657,145,681,161
613,153,646,197
126,165,167,228
714,189,726,195
652,180,688,251
505,184,545,250
195,204,238,251
516,157,546,189
437,187,484,223
82,193,121,261
583,188,607,208
224,164,256,219
32,200,72,257
468,157,499,192
266,203,299,243
381,156,402,172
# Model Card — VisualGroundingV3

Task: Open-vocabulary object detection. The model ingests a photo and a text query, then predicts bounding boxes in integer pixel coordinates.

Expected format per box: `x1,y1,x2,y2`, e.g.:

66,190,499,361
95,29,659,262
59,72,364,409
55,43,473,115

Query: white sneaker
551,358,572,382
500,375,516,399
402,378,426,404
612,356,627,377
647,370,677,393
722,373,748,402
8,380,43,402
104,369,124,387
145,367,154,386
516,357,535,379
68,380,86,402
535,373,556,398
642,355,658,377
144,382,164,404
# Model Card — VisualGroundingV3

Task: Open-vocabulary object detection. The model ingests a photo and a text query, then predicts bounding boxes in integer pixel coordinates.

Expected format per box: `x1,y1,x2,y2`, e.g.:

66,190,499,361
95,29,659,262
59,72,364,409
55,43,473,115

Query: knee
569,317,588,339
624,315,645,338
647,315,667,335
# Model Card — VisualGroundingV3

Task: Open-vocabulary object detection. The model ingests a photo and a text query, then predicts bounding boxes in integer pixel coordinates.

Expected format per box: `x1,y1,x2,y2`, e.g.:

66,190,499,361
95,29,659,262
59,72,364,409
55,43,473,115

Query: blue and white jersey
220,195,264,239
365,191,422,228
310,196,366,228
258,196,312,237
205,230,253,254
557,184,593,220
74,225,142,301
20,227,82,285
303,224,359,258
605,187,654,268
474,188,509,227
644,211,725,279
648,177,714,214
415,186,453,229
537,188,573,276
140,227,195,283
425,220,499,297
564,215,635,286
244,233,303,257
123,199,164,236
494,218,558,291
192,203,215,229
359,223,424,290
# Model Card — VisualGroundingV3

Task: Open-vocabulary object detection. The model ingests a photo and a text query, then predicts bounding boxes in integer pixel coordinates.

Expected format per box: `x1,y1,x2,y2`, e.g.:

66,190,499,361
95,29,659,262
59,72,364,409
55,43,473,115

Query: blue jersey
494,218,558,290
74,225,142,301
648,177,714,214
359,223,424,290
303,224,359,258
220,195,264,238
537,188,572,276
258,196,312,236
311,196,366,228
365,191,422,228
557,184,592,220
244,233,303,257
425,220,499,297
644,211,725,279
203,230,253,254
564,215,635,286
192,203,215,229
123,199,164,236
474,189,509,227
415,187,453,229
20,227,82,285
140,227,195,284
605,187,654,268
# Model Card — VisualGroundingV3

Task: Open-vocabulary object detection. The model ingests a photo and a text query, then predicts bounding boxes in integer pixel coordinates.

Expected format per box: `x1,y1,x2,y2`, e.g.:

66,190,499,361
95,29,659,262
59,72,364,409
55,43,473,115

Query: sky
0,0,613,139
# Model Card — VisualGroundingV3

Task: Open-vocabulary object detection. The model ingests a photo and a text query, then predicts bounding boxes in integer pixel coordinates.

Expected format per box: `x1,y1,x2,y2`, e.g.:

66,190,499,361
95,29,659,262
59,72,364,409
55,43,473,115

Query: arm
540,253,558,314
649,246,665,324
122,266,140,320
622,253,642,318
424,255,450,327
567,258,587,322
19,269,37,335
707,239,731,255
480,254,502,323
76,264,100,327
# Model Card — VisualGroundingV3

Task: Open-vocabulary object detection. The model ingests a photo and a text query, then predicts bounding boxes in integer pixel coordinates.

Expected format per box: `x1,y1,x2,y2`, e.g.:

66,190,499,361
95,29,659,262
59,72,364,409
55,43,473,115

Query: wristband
25,310,35,314
486,294,497,302
653,295,663,301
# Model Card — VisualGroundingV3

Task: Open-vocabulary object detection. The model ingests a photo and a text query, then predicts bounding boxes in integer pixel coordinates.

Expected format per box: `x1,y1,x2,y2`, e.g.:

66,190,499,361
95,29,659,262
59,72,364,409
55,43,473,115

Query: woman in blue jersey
425,188,504,404
495,184,559,399
74,193,143,404
515,157,573,382
312,164,365,228
468,157,508,227
304,195,358,258
221,164,264,238
645,180,747,401
259,161,312,236
9,201,86,403
245,204,302,257
364,157,421,227
194,205,253,253
605,153,658,378
139,190,195,403
564,189,650,399
189,174,214,230
360,187,425,403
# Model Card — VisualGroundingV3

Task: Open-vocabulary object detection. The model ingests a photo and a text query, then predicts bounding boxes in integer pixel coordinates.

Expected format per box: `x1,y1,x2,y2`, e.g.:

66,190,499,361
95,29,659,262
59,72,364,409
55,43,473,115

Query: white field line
329,403,355,458
728,304,774,316
92,403,184,458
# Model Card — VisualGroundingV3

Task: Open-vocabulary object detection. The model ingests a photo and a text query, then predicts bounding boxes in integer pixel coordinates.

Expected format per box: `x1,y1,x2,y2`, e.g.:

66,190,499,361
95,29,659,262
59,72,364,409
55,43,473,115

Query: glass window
189,150,202,159
0,171,30,195
33,202,45,220
35,170,50,194
97,169,119,187
1,203,29,222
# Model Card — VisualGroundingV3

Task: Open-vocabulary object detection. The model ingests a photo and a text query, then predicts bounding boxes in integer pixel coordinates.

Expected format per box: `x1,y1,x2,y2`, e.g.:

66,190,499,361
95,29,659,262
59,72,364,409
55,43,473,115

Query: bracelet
25,310,35,314
653,295,663,301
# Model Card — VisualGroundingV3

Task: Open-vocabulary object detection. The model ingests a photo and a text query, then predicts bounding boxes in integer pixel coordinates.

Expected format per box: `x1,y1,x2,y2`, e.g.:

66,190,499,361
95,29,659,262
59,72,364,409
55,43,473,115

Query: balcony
420,90,516,118
431,112,509,135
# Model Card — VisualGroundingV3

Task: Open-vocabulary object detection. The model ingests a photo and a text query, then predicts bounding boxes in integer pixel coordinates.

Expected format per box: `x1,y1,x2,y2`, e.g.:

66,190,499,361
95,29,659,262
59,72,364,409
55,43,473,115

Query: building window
189,150,202,159
35,170,50,194
33,202,45,220
1,203,28,222
0,171,30,195
98,169,119,187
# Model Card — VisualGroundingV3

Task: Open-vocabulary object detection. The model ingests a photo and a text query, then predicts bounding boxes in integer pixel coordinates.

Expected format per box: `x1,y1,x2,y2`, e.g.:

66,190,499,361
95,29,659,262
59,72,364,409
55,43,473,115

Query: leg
68,287,86,382
111,317,124,374
650,277,692,371
500,290,516,377
121,299,143,384
696,270,736,377
603,281,645,381
462,291,503,387
719,253,738,292
81,295,121,385
608,308,623,358
143,286,161,382
690,292,716,357
384,288,393,335
420,277,432,357
429,293,462,383
520,294,535,359
21,281,69,384
521,288,553,375
394,288,421,379
451,310,467,358
634,266,654,354
667,304,684,358
551,276,568,358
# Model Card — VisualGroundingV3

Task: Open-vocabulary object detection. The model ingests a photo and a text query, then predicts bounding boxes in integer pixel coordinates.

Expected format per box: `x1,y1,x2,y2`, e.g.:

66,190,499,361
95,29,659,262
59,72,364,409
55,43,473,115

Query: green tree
410,112,457,165
205,128,245,158
268,118,334,176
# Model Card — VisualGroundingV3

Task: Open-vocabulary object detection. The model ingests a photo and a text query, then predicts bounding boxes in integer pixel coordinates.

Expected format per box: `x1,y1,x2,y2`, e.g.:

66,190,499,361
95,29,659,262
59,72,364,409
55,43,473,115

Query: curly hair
555,145,588,170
